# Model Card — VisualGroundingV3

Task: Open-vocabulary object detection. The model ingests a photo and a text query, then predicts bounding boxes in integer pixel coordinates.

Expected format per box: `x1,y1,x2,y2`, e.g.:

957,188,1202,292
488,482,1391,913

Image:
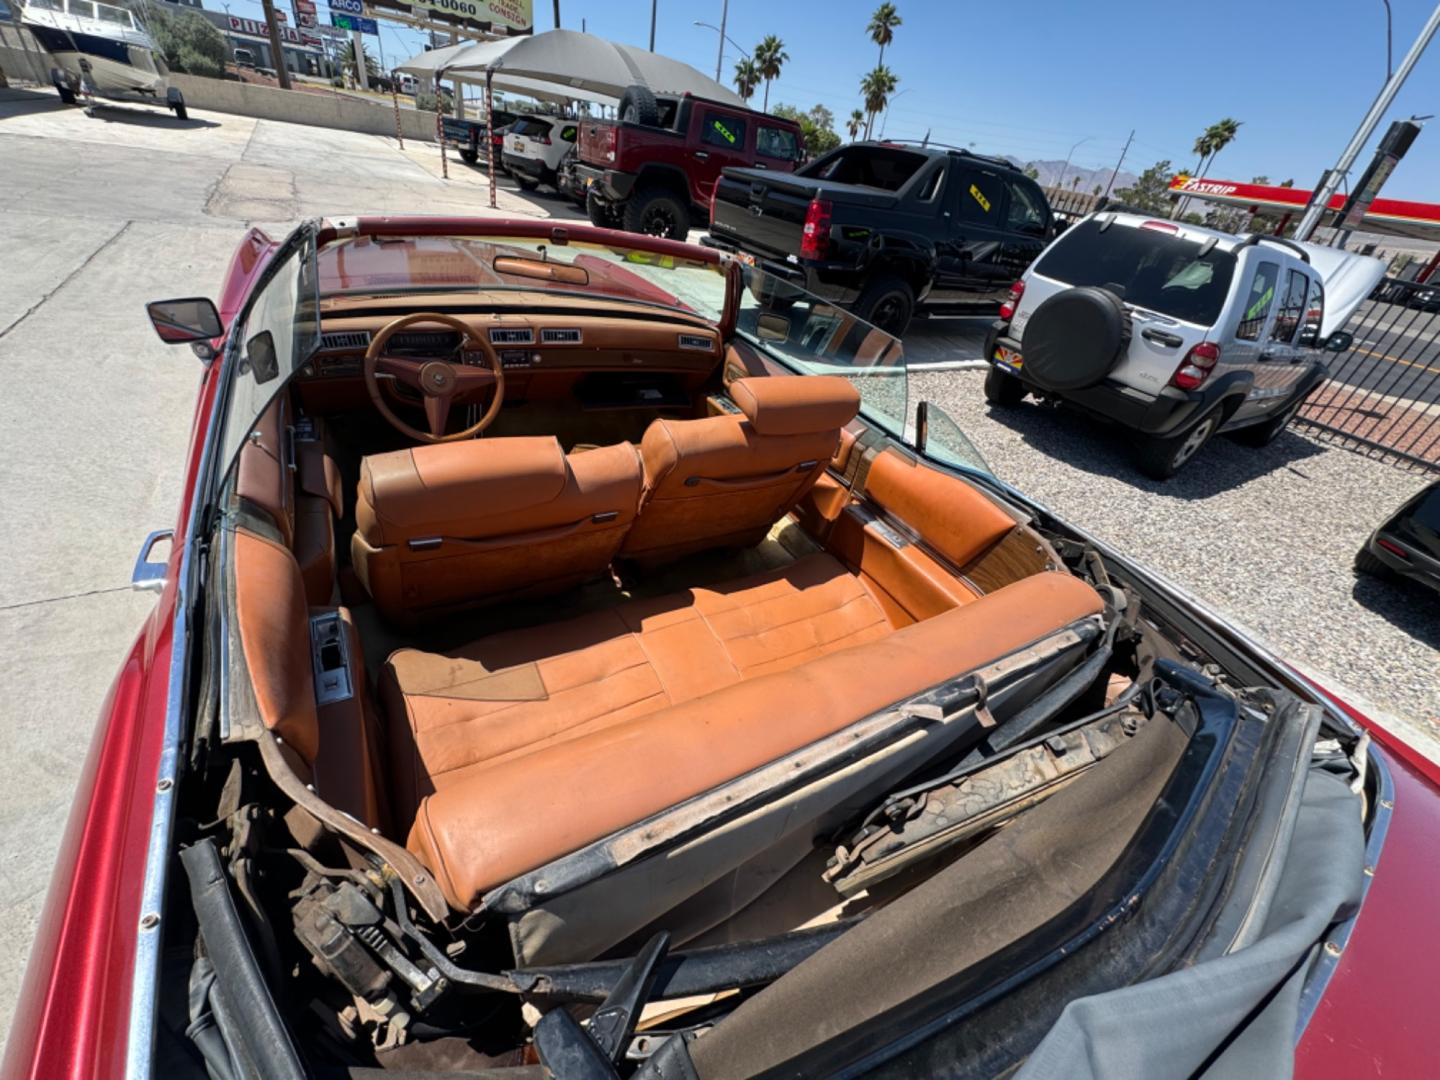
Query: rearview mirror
147,297,222,344
1323,331,1354,353
756,312,791,341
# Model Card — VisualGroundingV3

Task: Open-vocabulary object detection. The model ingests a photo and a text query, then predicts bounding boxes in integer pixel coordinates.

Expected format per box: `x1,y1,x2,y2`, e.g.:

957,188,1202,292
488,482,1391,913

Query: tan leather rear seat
382,558,1103,909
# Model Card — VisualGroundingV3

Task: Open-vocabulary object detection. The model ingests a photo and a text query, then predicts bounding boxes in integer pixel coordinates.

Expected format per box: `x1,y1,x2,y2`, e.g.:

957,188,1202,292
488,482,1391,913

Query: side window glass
1270,268,1308,343
916,166,944,201
1003,181,1047,234
1299,277,1325,347
757,125,799,161
701,111,747,151
955,169,1003,225
1236,261,1279,341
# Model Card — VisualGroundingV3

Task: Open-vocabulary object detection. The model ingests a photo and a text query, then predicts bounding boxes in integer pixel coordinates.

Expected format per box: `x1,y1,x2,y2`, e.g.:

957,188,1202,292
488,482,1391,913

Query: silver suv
982,213,1386,478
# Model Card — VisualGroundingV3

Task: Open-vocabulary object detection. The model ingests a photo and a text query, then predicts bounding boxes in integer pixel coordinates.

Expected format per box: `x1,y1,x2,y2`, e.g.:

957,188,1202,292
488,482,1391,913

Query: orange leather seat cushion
386,562,1103,909
381,553,895,819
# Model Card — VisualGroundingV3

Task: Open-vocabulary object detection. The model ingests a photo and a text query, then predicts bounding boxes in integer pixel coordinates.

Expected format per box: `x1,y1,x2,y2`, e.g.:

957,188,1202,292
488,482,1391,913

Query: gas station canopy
1168,176,1440,242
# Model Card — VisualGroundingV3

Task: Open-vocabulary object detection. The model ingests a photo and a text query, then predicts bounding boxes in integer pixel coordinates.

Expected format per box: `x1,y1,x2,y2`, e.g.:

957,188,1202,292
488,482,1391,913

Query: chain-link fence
1292,276,1440,473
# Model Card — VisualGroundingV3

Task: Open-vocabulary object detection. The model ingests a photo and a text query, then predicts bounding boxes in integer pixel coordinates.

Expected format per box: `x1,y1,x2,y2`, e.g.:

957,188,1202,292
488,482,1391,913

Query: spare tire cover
1020,286,1131,392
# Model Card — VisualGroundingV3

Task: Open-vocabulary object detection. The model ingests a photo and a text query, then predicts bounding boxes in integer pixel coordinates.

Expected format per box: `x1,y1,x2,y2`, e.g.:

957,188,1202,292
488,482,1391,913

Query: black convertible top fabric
1016,767,1364,1080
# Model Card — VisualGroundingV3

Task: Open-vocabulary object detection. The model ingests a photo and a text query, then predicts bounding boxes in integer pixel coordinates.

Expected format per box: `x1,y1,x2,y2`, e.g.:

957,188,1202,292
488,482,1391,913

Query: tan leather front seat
352,436,641,624
620,376,861,564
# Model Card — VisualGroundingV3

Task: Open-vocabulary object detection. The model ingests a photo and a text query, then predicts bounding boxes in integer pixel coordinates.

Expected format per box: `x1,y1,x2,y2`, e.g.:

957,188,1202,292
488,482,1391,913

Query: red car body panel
1294,695,1440,1080
4,217,1436,1078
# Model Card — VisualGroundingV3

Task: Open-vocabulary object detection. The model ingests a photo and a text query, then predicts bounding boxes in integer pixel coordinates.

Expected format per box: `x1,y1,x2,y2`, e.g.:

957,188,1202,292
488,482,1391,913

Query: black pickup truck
704,142,1055,337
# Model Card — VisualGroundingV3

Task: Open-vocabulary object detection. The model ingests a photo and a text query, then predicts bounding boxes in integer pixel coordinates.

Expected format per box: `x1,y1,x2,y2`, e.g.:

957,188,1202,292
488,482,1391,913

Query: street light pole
1296,3,1440,241
1102,129,1133,200
715,0,728,82
695,20,749,66
1058,136,1092,194
878,88,910,139
650,0,657,51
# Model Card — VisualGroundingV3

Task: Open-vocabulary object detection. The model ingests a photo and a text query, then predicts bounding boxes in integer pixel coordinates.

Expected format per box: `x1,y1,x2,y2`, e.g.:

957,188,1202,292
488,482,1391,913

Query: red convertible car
5,217,1437,1079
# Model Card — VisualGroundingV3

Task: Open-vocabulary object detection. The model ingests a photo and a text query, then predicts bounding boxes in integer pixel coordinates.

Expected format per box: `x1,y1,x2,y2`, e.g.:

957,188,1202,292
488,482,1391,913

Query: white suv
501,114,579,193
982,213,1386,478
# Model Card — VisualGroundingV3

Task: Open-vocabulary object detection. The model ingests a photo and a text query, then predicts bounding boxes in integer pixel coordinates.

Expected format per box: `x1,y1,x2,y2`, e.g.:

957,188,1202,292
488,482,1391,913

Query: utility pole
1295,3,1440,241
649,0,657,51
1102,129,1133,199
714,0,728,82
261,0,292,89
552,0,560,29
350,28,368,90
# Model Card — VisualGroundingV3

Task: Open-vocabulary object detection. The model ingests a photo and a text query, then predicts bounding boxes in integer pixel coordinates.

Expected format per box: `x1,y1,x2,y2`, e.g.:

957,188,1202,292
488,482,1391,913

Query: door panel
1225,258,1280,422
692,108,752,206
931,168,1034,304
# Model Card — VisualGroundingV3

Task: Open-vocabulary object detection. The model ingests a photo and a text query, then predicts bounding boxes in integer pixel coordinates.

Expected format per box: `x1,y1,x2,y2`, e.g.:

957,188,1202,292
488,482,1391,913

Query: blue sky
214,0,1440,200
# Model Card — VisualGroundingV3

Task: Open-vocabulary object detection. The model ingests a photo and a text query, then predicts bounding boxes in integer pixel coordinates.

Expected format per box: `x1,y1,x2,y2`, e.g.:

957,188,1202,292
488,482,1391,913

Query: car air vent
540,328,582,344
490,327,535,345
318,330,371,351
678,333,714,351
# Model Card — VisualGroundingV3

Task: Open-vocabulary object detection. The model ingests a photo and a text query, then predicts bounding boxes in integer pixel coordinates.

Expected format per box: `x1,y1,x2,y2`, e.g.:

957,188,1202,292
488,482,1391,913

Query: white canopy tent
399,29,745,206
442,29,744,106
394,39,615,108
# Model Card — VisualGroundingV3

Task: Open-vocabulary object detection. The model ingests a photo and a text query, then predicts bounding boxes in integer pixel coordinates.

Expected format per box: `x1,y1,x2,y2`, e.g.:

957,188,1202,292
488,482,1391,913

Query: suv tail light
999,279,1025,322
1171,341,1220,391
800,198,833,260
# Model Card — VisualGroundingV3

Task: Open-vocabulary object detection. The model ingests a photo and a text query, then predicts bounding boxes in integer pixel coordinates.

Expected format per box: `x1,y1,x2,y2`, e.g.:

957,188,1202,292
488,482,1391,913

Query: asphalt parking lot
0,88,1436,1048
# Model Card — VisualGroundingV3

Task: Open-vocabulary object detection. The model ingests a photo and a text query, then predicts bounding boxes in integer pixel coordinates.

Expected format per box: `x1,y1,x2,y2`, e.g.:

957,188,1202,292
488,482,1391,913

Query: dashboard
298,309,724,414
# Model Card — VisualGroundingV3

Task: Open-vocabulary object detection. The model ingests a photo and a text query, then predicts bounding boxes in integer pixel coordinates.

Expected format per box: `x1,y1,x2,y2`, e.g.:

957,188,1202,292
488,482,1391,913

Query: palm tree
867,3,902,66
732,57,760,102
1203,117,1242,174
847,108,865,141
754,35,788,113
860,65,897,140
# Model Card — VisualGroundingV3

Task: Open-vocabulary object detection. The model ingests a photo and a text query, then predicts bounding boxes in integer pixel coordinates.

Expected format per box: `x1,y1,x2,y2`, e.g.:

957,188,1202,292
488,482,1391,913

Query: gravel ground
911,369,1440,740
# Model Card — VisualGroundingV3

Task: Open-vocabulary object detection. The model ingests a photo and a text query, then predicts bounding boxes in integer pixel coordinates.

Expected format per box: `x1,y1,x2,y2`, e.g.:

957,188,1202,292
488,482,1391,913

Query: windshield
217,230,320,483
320,234,727,319
214,225,991,486
1034,218,1237,325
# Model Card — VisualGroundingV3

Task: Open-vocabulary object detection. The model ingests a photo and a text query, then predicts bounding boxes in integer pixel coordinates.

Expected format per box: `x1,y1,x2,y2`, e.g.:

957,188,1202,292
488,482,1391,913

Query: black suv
705,142,1055,337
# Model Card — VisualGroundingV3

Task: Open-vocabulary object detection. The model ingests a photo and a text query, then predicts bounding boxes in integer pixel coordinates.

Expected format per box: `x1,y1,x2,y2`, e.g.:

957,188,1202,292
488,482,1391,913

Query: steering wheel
363,312,505,443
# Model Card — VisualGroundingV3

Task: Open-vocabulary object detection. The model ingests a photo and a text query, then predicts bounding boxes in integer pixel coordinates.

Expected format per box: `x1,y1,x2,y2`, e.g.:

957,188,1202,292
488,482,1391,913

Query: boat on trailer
20,0,187,118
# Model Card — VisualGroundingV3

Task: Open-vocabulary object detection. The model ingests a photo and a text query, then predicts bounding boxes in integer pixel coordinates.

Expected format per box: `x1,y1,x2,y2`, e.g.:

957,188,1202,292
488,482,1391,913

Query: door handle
694,151,709,160
1140,328,1183,348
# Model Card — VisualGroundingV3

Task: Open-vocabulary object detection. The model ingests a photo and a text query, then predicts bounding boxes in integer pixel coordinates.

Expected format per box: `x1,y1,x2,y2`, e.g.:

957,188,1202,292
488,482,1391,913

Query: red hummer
574,87,804,240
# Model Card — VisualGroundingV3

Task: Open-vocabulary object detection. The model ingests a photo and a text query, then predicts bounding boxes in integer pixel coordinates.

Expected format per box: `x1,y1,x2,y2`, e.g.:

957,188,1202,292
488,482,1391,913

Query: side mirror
756,312,791,341
147,297,222,344
1323,331,1354,353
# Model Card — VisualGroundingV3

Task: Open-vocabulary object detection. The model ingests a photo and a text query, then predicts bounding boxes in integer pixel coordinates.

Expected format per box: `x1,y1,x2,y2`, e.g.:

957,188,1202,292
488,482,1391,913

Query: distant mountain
1010,159,1140,196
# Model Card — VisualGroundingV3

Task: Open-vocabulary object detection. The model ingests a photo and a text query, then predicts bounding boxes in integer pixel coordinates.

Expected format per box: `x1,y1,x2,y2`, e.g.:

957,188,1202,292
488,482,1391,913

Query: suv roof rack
876,139,1016,171
1236,233,1311,264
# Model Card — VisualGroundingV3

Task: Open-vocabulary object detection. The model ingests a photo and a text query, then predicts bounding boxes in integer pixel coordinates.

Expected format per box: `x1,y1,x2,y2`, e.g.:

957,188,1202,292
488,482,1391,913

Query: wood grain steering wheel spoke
363,312,506,444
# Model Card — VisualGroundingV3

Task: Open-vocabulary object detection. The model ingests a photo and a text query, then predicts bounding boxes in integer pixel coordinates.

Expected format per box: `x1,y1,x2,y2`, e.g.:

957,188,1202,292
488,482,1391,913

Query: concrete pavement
0,88,597,1052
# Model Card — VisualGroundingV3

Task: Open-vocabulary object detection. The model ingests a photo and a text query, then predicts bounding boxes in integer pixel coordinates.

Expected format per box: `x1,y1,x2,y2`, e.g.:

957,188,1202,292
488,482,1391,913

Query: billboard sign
328,0,363,13
367,0,532,32
228,14,305,43
331,12,379,34
296,11,317,27
294,0,316,11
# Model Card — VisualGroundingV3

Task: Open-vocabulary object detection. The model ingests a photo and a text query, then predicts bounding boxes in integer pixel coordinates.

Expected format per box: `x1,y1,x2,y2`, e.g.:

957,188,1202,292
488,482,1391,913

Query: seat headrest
729,376,861,436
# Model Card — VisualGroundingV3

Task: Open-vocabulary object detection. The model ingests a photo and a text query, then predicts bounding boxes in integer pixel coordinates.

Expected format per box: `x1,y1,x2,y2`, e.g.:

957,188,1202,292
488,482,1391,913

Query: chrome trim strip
123,461,206,1077
130,529,173,593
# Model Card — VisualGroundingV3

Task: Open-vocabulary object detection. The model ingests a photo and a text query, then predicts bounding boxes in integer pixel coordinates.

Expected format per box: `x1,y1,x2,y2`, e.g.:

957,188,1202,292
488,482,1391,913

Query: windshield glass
1034,218,1237,325
217,230,320,483
320,234,727,319
214,226,992,489
735,265,910,436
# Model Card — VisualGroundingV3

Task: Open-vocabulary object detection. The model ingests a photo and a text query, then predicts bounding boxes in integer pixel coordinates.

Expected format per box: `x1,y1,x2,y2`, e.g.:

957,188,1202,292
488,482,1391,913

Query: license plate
994,345,1023,370
512,139,524,151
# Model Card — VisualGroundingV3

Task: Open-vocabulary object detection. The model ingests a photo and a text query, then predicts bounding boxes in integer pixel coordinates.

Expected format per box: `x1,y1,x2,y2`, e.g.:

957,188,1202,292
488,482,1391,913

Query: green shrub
130,2,226,77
